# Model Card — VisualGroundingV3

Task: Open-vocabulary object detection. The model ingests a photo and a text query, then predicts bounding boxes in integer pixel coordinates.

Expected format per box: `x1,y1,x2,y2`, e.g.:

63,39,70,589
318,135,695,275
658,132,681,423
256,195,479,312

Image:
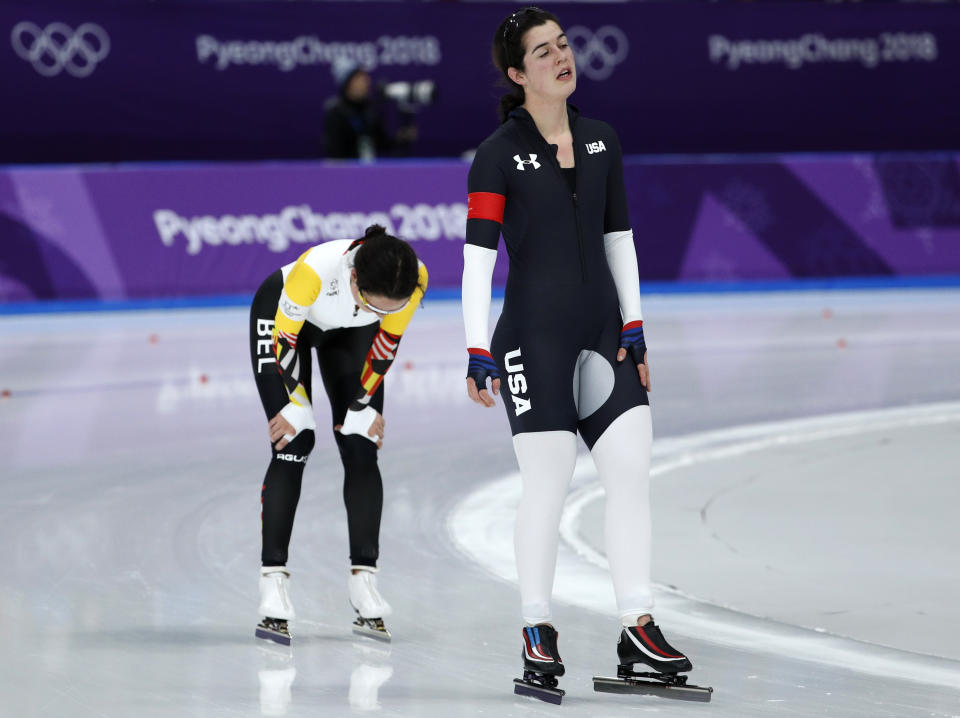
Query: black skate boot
513,624,565,705
618,621,692,674
593,621,712,702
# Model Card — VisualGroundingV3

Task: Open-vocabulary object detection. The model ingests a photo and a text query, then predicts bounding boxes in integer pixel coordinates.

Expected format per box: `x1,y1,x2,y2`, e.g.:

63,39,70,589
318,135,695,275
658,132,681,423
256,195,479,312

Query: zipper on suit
537,126,587,283
515,110,588,283
570,132,587,283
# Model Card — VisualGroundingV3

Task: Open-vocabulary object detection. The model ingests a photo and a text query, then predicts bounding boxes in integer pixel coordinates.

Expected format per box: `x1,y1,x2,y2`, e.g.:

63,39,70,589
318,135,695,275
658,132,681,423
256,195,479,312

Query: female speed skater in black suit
462,6,710,704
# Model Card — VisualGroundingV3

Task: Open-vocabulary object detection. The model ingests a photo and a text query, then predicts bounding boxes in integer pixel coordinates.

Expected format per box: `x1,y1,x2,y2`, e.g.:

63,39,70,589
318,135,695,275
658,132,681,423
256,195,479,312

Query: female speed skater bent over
249,224,428,645
463,7,709,704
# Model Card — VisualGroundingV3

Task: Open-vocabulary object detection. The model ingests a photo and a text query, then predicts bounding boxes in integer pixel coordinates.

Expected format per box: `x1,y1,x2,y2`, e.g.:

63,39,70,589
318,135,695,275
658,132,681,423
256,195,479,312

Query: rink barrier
5,276,960,315
2,154,960,305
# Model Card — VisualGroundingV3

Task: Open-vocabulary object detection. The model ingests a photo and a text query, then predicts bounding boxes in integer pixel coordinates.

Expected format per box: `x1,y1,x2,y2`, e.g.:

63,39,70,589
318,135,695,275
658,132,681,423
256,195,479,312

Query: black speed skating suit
466,105,647,448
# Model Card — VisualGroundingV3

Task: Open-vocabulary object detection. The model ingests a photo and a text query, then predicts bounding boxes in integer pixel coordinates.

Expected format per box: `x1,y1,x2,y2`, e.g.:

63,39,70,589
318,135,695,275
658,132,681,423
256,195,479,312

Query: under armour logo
514,154,541,171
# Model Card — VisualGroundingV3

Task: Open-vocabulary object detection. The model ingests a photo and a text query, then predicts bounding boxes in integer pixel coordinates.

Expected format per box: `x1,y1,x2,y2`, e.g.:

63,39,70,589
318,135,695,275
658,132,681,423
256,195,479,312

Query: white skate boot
256,566,295,645
348,566,392,642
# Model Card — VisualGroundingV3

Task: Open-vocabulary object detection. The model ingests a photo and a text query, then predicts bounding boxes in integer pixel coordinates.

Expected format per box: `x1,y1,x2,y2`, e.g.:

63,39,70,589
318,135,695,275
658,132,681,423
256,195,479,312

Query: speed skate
593,664,713,702
256,567,295,646
256,617,292,646
513,625,566,705
349,567,393,642
513,672,565,705
593,622,713,702
353,615,391,642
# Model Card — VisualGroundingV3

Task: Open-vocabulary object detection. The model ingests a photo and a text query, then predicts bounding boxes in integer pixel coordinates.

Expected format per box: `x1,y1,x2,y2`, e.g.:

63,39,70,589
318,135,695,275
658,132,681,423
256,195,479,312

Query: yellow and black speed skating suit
249,239,427,567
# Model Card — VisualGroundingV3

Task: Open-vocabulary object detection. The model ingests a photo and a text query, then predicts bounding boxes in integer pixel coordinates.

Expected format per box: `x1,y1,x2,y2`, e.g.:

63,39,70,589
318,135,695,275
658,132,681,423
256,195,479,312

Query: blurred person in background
323,59,417,160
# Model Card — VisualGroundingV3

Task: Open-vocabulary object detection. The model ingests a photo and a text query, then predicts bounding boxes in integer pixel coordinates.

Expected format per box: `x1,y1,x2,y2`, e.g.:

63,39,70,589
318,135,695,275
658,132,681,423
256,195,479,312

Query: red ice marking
148,333,159,343
403,361,414,370
822,309,833,319
199,374,209,383
837,338,847,349
1,389,10,399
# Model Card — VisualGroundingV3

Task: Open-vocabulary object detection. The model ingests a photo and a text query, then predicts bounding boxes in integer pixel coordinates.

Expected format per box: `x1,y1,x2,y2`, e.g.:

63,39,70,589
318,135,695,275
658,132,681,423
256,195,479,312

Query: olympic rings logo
565,25,629,81
11,21,110,78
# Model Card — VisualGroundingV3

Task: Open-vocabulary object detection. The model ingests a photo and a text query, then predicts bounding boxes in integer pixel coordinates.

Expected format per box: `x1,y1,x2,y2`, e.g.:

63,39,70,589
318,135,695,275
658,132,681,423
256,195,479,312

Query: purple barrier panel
2,2,960,163
2,155,960,302
1,161,491,299
630,155,960,281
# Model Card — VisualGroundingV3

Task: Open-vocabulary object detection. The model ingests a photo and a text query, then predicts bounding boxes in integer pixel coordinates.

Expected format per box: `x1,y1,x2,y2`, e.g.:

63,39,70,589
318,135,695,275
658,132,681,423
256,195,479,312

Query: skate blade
593,675,712,702
513,678,564,705
352,623,392,643
255,626,291,647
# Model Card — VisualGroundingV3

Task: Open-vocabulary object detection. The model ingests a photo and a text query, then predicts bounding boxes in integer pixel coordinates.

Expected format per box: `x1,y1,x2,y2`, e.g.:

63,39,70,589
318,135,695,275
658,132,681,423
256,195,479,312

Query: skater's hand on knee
335,405,384,448
368,412,385,447
466,349,500,407
269,412,296,450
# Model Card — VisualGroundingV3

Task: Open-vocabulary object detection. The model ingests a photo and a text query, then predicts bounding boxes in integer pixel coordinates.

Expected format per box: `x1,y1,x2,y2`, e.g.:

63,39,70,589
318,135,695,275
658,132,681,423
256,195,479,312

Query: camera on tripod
380,80,437,111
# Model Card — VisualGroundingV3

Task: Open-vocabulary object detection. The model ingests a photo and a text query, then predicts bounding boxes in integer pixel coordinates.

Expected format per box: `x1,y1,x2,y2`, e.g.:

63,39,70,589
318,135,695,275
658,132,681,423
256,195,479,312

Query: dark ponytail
492,6,561,123
352,224,422,300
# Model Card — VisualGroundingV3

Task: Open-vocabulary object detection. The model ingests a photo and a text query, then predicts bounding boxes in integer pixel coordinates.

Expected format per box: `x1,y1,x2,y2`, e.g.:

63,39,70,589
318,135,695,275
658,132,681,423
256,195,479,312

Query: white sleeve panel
462,244,497,351
603,229,644,324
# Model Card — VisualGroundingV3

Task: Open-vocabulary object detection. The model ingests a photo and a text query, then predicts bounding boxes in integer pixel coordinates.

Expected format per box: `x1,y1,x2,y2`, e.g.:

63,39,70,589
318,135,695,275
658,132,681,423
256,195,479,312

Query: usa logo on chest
585,141,607,154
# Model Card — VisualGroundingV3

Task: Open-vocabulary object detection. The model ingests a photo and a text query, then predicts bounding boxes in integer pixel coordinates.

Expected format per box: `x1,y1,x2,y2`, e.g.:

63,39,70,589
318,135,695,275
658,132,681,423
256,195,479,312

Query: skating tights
513,405,654,625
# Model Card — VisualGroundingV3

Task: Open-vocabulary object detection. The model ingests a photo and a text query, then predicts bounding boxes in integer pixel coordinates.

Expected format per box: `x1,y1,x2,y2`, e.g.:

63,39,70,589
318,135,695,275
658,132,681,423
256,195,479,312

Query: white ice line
560,401,960,572
449,402,960,689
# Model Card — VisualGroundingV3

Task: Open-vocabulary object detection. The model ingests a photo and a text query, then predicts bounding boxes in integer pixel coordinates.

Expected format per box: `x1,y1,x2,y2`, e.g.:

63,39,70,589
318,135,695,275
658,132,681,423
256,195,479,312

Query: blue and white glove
466,348,500,392
620,320,647,365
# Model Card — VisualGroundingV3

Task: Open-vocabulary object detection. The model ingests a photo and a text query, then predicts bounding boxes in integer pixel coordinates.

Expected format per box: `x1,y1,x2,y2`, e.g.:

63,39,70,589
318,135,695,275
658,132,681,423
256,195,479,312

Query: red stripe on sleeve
467,192,506,223
621,320,644,332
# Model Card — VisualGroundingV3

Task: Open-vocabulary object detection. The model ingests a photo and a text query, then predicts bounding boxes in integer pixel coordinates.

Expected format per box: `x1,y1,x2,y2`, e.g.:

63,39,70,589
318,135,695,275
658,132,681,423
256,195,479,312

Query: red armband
467,192,506,224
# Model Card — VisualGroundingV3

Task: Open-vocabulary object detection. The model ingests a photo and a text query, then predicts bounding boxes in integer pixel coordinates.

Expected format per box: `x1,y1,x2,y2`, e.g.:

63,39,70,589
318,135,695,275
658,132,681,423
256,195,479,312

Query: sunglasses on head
503,7,545,40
